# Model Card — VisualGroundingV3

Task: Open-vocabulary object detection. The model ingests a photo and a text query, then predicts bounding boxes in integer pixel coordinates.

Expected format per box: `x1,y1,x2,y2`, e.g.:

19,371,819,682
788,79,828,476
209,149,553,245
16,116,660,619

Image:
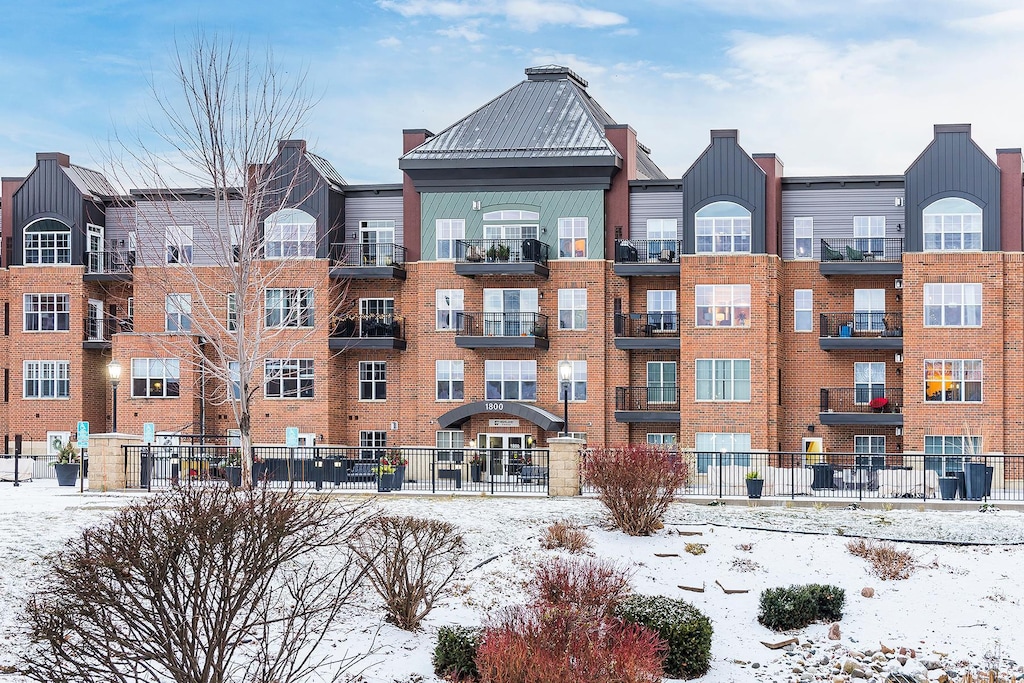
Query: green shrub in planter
432,625,481,681
614,594,712,679
758,584,845,631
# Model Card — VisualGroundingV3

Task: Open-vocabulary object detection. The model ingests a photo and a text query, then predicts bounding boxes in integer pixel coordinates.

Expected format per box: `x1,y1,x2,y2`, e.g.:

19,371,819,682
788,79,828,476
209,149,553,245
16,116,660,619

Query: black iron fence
456,312,549,338
820,387,904,413
122,445,549,494
614,239,681,264
85,250,135,274
819,237,903,262
330,313,405,340
455,238,550,266
819,312,904,338
328,242,407,268
614,313,680,337
615,386,680,411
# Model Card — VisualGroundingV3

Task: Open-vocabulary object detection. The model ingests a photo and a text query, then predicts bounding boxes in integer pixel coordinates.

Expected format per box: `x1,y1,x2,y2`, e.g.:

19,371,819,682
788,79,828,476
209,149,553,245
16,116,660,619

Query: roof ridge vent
525,64,588,88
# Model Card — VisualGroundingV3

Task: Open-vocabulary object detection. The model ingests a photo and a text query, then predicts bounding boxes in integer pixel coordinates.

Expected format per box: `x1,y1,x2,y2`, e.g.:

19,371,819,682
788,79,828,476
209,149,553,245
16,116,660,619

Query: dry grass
541,521,592,553
684,543,706,556
846,539,916,580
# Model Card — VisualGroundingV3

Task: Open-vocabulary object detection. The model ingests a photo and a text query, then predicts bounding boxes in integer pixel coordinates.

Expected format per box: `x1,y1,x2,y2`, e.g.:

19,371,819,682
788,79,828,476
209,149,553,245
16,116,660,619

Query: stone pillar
88,433,144,491
548,437,584,497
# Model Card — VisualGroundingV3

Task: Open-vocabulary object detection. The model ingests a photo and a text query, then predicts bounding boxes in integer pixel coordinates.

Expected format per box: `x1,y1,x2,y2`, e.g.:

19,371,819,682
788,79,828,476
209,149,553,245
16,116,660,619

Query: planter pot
938,476,958,501
745,478,764,499
377,472,394,493
392,465,406,491
224,466,242,488
964,462,987,501
54,463,80,487
470,464,482,483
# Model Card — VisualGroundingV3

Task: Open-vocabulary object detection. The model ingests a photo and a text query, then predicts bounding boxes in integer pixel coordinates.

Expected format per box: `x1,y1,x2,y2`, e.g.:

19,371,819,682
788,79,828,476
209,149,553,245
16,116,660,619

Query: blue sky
3,1,1024,185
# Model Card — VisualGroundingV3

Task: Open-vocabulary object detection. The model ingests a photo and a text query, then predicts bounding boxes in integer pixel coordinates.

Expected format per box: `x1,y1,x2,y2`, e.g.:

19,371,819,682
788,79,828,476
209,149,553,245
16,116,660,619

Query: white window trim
695,284,751,328
557,289,587,331
436,289,464,331
557,217,588,259
436,360,465,402
358,361,387,402
263,358,315,399
23,293,70,332
23,360,70,399
165,225,193,265
924,359,983,403
264,288,315,329
435,219,465,261
794,289,813,332
923,283,982,328
793,217,813,260
695,358,752,402
484,359,537,401
557,360,587,402
131,358,181,399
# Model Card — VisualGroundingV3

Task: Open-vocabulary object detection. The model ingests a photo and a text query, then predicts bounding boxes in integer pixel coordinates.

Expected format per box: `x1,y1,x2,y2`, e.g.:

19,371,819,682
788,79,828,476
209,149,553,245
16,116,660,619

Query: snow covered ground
1,482,1023,682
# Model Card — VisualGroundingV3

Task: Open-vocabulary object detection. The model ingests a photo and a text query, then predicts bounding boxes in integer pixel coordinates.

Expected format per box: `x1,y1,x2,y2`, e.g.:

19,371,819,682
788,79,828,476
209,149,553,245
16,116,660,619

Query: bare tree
21,487,371,683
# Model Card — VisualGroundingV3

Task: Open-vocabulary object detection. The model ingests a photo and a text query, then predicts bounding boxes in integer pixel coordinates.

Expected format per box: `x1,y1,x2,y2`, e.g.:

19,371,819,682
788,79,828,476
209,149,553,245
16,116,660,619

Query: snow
2,482,1023,682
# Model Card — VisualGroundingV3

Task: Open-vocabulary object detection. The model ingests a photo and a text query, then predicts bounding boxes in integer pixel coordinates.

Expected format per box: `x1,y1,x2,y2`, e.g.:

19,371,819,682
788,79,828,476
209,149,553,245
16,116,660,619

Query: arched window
923,197,982,251
695,201,751,254
24,218,72,264
264,208,316,259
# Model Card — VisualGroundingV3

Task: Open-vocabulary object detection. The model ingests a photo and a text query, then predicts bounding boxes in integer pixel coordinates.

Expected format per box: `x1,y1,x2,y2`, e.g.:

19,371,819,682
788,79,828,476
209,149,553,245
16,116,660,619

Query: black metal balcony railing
614,239,681,264
819,312,903,338
83,315,132,342
330,313,405,340
455,239,549,266
85,250,135,274
820,387,904,413
328,242,407,267
614,313,681,337
615,386,680,411
456,312,549,338
819,237,903,263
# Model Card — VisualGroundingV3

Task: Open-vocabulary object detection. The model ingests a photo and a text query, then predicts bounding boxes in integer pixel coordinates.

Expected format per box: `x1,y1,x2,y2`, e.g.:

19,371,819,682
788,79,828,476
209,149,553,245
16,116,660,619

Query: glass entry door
477,434,527,481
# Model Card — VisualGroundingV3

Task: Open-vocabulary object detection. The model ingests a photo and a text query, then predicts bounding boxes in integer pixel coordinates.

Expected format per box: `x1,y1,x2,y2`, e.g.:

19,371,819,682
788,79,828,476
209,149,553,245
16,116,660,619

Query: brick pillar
547,437,584,496
88,433,143,491
997,148,1023,252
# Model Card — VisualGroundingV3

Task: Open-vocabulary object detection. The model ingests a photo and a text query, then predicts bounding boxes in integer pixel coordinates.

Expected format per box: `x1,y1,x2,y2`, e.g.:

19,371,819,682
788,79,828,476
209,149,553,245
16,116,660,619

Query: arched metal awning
436,401,565,432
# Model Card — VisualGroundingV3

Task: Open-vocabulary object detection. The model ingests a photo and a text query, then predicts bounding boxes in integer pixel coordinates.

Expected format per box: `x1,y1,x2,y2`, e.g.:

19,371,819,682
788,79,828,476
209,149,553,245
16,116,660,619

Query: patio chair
845,245,865,261
821,243,844,261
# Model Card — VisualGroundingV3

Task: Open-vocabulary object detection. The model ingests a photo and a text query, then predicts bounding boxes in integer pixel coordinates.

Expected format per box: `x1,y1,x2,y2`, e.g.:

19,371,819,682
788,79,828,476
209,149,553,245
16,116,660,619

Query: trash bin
811,463,834,489
938,476,958,500
964,462,987,501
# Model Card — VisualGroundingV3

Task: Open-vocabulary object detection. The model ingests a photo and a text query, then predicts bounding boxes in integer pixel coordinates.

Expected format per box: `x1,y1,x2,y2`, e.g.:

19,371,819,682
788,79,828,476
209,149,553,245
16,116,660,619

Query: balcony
83,251,135,282
329,313,407,351
454,239,549,278
614,386,680,423
328,243,407,280
819,312,903,351
613,313,680,350
455,312,549,350
819,238,903,276
613,239,681,277
82,315,132,350
819,388,904,426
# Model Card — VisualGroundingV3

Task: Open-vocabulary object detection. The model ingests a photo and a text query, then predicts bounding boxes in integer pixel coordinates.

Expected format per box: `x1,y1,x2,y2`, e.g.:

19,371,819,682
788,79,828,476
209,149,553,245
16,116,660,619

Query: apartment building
1,65,1021,474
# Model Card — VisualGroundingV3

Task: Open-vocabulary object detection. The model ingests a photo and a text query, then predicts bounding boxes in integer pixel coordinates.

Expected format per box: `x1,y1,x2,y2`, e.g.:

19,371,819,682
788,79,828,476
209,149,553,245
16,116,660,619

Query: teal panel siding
420,190,604,261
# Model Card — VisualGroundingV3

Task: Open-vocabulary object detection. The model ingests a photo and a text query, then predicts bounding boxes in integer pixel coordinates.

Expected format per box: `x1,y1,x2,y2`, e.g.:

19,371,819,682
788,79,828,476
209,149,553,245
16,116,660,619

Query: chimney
401,129,433,262
754,153,784,256
997,148,1023,252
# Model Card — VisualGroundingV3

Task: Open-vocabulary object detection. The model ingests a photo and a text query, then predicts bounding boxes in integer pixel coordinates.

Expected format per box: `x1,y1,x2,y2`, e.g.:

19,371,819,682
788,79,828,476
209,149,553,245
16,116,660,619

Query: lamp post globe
557,360,573,436
107,359,122,433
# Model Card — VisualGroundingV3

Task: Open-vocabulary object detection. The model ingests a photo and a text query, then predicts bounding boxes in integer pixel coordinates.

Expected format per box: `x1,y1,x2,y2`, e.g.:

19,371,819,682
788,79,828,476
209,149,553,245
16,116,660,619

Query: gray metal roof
305,152,347,189
64,164,117,198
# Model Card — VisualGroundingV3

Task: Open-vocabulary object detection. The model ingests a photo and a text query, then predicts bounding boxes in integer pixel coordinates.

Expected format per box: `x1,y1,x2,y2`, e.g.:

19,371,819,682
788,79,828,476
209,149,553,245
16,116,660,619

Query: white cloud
376,36,402,48
437,21,486,42
949,7,1024,33
377,0,627,31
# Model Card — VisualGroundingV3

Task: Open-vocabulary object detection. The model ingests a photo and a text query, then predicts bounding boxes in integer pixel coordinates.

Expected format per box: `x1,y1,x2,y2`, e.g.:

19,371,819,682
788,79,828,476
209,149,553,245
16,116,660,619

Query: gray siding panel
344,196,404,247
781,188,906,260
104,205,136,247
629,190,684,240
135,199,243,266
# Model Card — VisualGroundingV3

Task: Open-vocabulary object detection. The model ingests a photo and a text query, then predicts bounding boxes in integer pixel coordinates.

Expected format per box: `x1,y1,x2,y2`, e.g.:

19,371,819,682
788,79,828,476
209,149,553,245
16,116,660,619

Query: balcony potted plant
745,470,763,499
497,244,511,261
469,452,484,482
224,448,242,488
53,439,81,487
375,462,396,492
381,454,409,490
868,396,890,413
486,245,498,262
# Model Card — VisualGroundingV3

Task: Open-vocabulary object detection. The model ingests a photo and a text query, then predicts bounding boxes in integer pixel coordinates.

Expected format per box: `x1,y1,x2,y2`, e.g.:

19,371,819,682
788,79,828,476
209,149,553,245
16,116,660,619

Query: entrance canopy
436,401,565,432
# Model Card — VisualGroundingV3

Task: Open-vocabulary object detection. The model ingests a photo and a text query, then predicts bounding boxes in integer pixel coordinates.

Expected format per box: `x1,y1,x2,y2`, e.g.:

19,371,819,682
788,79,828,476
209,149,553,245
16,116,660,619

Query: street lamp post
107,359,122,433
558,360,573,436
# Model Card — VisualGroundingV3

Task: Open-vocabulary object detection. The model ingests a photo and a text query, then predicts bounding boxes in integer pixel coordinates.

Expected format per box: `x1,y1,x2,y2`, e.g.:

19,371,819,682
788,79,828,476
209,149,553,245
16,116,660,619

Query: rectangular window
924,283,981,327
265,289,314,328
228,361,240,400
647,361,677,404
794,289,812,332
854,362,886,404
264,358,314,398
436,289,464,330
695,217,752,253
558,289,587,330
924,359,982,402
695,432,752,473
924,435,981,475
266,221,316,259
165,294,192,333
696,359,751,401
558,360,587,401
226,294,237,332
695,285,750,328
483,288,538,336
854,289,886,332
924,213,982,251
359,361,387,401
436,360,465,401
23,360,70,399
359,430,386,460
166,225,193,264
854,435,886,454
131,358,180,398
558,217,588,258
24,294,70,332
436,430,465,462
646,433,677,446
25,228,72,265
853,216,885,255
647,290,678,331
793,217,813,259
436,219,465,260
359,219,396,265
485,360,537,400
646,218,678,260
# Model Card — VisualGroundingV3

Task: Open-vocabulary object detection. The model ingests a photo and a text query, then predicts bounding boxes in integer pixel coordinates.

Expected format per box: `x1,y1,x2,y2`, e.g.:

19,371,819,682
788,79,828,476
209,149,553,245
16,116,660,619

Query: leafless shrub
541,521,592,553
349,515,465,630
846,539,916,580
21,488,369,683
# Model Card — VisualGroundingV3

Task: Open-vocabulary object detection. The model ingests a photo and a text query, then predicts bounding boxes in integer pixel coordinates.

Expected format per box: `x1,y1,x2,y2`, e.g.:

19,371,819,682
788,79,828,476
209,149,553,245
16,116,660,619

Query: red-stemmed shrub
582,445,689,536
531,557,631,619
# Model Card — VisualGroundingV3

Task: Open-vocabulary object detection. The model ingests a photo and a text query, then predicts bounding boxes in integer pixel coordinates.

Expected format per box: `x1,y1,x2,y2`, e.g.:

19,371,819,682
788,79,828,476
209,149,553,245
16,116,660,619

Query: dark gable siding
681,131,767,254
11,156,89,266
904,125,1001,252
263,142,334,258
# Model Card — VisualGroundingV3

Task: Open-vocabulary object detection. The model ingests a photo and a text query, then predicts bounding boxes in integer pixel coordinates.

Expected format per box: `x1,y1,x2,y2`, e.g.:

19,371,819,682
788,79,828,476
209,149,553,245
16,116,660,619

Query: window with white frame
794,290,812,332
696,359,751,401
923,197,982,251
229,224,243,262
695,201,752,254
483,288,538,336
485,360,536,400
695,285,750,328
558,217,588,258
558,360,587,401
436,219,465,260
558,289,587,330
226,294,237,332
131,358,180,398
853,216,885,255
23,360,70,399
264,208,316,259
359,220,395,265
482,211,539,254
695,432,752,473
265,288,314,328
924,435,981,475
793,217,813,259
436,360,464,401
228,361,241,400
646,361,677,404
359,430,386,460
854,362,886,404
165,225,193,264
264,358,314,398
854,435,885,453
647,433,677,447
24,219,71,264
924,359,982,402
854,289,886,332
436,289,464,330
924,283,981,327
436,430,465,462
24,294,70,331
647,290,677,331
360,298,395,336
165,294,192,332
359,361,387,401
646,218,678,260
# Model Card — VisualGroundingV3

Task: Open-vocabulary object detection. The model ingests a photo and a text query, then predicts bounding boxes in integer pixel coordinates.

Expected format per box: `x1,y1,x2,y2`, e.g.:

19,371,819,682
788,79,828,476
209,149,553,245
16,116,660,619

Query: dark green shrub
432,625,481,681
758,584,845,631
614,594,712,679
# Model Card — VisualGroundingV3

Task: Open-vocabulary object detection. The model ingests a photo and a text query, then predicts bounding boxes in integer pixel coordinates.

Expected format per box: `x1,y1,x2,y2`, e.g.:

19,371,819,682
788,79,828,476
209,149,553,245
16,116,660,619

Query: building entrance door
477,433,527,481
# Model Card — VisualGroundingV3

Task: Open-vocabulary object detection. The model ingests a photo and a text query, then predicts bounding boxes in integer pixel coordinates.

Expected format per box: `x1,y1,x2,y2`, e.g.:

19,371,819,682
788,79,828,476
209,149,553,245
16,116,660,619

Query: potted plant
375,462,396,492
53,439,80,487
469,452,484,482
224,448,242,488
381,454,409,490
745,470,763,499
497,244,511,261
486,245,498,262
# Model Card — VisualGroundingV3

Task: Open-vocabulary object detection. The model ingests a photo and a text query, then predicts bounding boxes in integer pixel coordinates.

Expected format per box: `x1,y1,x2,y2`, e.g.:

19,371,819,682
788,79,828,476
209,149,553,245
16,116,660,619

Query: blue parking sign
77,421,89,448
286,427,299,448
143,422,155,445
